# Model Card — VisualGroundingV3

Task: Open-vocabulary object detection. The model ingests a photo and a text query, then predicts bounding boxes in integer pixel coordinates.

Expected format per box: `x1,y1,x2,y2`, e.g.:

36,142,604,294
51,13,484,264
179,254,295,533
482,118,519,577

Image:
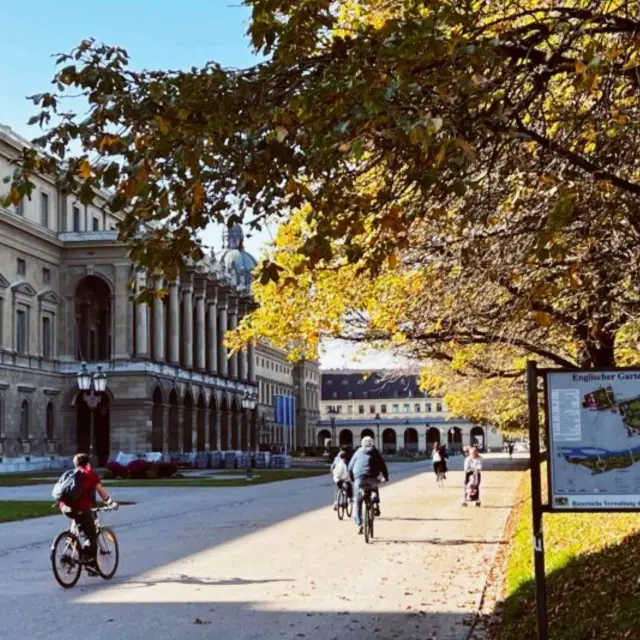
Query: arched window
46,401,55,440
20,400,30,439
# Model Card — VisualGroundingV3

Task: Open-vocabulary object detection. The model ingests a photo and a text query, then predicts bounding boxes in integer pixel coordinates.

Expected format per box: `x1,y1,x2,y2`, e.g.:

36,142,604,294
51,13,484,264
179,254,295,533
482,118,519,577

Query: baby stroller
463,470,481,507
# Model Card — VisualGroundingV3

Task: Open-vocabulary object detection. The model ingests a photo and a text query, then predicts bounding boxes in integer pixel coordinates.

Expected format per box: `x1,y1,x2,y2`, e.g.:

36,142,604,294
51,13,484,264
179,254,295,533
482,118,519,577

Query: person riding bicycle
59,453,118,572
331,448,352,510
348,436,389,535
432,442,448,480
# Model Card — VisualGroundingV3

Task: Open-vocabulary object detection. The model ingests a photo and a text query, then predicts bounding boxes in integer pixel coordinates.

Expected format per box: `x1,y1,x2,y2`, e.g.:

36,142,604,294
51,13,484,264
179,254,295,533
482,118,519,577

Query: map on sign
548,370,640,510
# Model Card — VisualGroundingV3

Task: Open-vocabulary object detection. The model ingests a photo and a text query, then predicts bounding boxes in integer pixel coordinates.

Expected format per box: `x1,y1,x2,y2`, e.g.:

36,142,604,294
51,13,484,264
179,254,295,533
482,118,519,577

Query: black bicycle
361,482,376,543
336,483,353,521
50,503,120,589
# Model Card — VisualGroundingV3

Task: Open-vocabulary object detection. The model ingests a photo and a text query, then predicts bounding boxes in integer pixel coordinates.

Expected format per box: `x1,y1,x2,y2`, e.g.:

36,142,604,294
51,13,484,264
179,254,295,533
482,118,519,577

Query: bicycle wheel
96,526,119,579
337,492,345,520
346,498,353,518
368,503,374,539
51,531,82,589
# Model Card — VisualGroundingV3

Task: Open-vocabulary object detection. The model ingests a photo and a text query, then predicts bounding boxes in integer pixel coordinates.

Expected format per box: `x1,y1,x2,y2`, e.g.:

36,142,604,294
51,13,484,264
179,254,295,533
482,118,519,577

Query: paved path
0,456,524,640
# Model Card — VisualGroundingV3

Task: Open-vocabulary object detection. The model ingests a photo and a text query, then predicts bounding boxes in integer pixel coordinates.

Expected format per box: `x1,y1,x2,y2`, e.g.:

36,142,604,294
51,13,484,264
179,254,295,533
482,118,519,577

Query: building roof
321,370,427,401
218,224,258,290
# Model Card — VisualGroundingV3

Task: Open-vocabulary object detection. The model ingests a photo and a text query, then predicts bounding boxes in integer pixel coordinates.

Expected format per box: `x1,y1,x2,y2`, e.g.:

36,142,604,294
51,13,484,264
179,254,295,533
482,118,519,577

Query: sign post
526,361,549,640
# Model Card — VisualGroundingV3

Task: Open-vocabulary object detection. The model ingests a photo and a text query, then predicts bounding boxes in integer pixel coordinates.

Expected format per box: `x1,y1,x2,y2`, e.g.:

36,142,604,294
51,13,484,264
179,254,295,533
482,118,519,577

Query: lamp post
242,390,258,451
328,406,337,447
375,413,381,446
76,362,107,466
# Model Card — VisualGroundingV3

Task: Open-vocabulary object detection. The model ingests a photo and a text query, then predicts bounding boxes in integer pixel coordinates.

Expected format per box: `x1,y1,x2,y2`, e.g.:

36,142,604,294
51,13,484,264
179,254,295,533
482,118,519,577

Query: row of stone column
152,404,257,453
134,272,256,382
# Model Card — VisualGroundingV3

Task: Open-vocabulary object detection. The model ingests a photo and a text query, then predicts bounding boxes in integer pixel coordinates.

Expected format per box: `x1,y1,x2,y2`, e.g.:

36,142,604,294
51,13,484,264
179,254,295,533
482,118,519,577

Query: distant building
317,370,503,453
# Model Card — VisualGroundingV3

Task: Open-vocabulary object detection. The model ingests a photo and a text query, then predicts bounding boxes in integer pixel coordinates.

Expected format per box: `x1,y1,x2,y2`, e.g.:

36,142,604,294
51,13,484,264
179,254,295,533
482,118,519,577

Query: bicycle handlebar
92,503,119,512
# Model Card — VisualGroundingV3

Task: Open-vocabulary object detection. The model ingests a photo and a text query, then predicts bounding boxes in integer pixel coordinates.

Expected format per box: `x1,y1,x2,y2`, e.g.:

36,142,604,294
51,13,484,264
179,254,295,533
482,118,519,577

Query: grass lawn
494,467,640,639
0,471,60,487
0,500,57,523
107,468,328,488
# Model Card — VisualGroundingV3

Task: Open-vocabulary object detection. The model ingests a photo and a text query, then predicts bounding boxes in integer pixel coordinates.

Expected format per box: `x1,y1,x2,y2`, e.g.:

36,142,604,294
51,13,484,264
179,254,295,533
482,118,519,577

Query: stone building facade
317,370,503,453
0,123,319,471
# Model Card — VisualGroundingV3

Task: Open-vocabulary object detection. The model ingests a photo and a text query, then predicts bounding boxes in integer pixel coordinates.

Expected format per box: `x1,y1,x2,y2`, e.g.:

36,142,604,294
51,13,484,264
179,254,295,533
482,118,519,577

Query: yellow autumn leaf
434,144,447,167
533,311,552,327
575,60,586,74
155,116,170,135
388,254,399,268
455,138,475,160
78,159,92,180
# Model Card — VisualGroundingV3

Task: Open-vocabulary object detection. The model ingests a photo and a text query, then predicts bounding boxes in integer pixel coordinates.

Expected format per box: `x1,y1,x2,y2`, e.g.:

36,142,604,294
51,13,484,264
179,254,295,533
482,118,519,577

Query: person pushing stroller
463,445,482,507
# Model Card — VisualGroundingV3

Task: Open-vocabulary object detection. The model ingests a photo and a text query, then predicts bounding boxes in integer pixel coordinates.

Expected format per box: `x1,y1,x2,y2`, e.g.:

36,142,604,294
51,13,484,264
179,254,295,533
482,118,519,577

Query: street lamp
328,406,337,447
375,413,381,446
76,362,107,465
242,390,258,451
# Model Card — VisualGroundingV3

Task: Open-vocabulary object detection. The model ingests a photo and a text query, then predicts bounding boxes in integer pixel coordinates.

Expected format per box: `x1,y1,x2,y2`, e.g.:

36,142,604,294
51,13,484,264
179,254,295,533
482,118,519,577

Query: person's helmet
361,436,374,448
338,450,346,459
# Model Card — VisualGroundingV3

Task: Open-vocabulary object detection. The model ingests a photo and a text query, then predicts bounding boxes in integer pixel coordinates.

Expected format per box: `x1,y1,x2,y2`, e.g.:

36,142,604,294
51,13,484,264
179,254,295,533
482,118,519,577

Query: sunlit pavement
0,456,525,639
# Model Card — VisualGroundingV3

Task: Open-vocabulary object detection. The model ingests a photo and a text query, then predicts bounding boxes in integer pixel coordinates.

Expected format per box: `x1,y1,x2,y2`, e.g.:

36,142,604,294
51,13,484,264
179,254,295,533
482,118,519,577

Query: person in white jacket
463,445,483,505
330,449,352,510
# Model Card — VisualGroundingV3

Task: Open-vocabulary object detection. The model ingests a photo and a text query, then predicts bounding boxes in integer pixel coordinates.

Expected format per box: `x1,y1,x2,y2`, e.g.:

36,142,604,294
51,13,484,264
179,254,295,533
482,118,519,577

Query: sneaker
374,505,381,517
358,526,364,535
332,503,338,511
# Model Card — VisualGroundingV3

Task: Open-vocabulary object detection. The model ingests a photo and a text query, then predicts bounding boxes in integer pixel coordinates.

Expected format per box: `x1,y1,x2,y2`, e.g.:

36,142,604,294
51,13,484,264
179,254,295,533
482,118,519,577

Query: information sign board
547,370,640,509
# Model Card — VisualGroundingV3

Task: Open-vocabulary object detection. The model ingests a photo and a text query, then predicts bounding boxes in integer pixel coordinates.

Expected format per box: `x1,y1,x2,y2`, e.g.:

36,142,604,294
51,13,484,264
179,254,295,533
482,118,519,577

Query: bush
106,460,128,478
127,459,150,479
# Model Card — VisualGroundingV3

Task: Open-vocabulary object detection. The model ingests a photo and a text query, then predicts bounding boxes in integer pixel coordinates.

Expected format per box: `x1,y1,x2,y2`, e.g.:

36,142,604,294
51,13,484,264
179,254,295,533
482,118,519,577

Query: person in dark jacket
348,436,389,534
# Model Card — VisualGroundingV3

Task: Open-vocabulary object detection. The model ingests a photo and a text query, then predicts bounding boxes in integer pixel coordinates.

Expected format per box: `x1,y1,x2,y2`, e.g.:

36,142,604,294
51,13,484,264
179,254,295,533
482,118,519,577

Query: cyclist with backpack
53,453,118,573
331,448,352,510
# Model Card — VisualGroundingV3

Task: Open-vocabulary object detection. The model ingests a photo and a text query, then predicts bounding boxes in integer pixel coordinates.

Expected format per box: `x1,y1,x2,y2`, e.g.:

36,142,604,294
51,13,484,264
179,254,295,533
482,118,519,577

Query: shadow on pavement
380,538,506,546
60,601,477,640
123,576,295,589
379,517,469,522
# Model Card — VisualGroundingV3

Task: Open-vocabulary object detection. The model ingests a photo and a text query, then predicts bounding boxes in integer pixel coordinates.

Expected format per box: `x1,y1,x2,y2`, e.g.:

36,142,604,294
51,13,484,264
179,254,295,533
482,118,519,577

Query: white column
228,298,238,378
135,271,149,357
153,278,165,362
195,292,206,370
207,294,218,374
182,283,193,369
218,298,228,376
168,280,180,365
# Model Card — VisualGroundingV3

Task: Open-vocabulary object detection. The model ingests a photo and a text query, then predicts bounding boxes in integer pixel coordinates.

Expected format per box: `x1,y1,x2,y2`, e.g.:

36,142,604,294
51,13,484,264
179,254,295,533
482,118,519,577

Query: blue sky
0,0,395,369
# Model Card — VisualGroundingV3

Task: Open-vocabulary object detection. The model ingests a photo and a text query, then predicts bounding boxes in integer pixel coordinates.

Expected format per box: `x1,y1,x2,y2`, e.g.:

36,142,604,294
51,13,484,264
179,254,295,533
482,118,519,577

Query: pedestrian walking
463,445,482,507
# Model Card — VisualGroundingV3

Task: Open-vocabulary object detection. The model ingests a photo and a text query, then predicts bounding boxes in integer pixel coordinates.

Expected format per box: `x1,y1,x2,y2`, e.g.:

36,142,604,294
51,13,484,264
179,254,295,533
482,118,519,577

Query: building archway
448,426,462,452
382,428,397,454
76,392,110,464
230,398,240,450
74,276,112,361
168,389,179,452
151,387,164,452
339,429,353,447
470,426,485,452
196,394,206,452
220,397,229,450
404,427,418,453
240,408,249,451
183,392,193,453
209,396,218,451
426,427,441,448
317,429,331,448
